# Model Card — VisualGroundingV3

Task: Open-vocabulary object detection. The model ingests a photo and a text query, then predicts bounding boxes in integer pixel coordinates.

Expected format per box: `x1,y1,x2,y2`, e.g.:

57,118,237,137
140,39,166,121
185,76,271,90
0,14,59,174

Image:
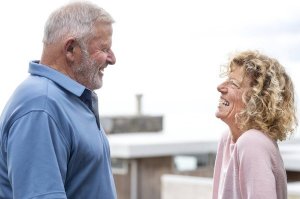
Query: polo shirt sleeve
236,131,277,199
6,111,68,199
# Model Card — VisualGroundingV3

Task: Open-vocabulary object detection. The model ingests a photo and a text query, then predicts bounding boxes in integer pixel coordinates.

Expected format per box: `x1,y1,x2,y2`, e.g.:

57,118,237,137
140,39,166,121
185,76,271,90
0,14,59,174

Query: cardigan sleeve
236,130,277,199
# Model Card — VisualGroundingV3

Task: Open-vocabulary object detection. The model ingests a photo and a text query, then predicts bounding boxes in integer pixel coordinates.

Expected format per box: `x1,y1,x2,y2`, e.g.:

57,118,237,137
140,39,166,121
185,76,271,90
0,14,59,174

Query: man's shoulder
13,76,59,105
1,76,70,122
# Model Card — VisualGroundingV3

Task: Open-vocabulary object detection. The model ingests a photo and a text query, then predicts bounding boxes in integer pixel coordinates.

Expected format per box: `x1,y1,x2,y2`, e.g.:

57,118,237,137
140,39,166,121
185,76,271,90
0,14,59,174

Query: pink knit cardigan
212,129,287,199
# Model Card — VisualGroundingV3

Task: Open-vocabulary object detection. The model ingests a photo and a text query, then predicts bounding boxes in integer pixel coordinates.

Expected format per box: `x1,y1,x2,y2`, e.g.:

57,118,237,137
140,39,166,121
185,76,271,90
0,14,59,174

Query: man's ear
65,38,76,62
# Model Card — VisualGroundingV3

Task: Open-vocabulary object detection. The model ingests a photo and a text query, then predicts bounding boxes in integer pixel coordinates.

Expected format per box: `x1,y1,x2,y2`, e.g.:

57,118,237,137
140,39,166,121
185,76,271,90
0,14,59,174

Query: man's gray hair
43,1,114,44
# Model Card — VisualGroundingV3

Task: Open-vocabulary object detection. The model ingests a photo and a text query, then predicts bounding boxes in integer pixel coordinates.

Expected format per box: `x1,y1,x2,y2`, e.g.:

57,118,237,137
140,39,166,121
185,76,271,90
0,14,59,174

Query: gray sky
1,0,300,138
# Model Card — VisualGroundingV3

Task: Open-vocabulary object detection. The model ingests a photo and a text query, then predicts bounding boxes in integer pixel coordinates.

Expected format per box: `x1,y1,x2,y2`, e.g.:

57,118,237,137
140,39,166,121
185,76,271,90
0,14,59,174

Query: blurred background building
104,95,300,199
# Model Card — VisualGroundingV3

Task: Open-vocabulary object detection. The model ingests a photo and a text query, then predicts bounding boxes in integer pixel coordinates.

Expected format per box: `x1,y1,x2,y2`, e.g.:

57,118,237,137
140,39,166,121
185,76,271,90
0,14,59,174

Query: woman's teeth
219,99,229,106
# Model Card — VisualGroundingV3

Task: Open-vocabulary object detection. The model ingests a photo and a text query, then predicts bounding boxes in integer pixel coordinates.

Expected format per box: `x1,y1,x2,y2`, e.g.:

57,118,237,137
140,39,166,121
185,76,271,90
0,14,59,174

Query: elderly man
0,1,117,198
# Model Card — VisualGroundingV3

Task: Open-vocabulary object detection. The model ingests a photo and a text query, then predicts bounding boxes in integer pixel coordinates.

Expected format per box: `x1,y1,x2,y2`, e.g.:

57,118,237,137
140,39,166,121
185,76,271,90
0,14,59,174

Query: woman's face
215,65,251,129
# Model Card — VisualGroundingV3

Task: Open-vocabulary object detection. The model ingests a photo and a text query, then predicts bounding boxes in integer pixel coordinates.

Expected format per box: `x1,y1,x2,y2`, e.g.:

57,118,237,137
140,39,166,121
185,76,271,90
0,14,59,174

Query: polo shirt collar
28,60,86,97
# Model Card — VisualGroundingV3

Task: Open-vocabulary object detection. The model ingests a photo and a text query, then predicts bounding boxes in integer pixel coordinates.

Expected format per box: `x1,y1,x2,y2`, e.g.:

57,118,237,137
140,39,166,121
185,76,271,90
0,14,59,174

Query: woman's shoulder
239,129,273,142
236,129,277,153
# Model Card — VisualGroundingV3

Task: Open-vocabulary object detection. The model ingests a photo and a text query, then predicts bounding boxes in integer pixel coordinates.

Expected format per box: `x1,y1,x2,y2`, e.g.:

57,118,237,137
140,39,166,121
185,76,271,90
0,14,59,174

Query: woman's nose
217,82,227,93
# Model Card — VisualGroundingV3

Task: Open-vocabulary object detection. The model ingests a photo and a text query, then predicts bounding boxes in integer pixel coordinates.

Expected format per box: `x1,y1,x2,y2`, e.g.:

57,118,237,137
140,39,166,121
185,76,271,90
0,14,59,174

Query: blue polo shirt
0,61,117,199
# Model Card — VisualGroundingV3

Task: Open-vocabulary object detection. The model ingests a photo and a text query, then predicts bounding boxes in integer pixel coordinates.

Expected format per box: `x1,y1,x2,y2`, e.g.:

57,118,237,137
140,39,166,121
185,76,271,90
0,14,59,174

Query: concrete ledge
108,133,218,158
161,175,300,199
161,174,213,199
288,182,300,199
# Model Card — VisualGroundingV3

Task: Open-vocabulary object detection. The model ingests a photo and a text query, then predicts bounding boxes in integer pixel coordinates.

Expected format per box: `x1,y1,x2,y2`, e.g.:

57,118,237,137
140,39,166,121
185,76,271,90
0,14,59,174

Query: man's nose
107,49,116,65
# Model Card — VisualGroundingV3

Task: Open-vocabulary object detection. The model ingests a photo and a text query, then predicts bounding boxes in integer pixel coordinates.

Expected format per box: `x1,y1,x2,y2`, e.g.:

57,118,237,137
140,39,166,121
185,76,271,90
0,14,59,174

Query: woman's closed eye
227,79,241,89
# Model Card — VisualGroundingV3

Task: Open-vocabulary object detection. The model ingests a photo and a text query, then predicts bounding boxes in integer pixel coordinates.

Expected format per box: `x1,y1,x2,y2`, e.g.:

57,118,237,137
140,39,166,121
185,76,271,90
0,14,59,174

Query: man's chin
91,81,103,90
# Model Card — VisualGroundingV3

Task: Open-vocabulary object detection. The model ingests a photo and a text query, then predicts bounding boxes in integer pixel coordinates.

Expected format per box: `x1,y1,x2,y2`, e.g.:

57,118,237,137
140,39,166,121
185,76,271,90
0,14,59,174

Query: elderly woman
212,50,297,199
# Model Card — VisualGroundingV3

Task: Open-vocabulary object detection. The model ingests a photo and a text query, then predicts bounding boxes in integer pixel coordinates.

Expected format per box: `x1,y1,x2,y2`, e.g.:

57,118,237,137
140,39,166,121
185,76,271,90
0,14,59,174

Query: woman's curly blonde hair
224,50,298,141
